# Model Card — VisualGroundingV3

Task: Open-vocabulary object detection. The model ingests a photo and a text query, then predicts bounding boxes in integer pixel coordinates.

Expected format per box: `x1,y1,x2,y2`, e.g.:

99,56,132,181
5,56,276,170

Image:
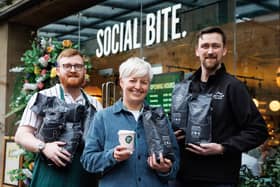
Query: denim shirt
81,99,180,187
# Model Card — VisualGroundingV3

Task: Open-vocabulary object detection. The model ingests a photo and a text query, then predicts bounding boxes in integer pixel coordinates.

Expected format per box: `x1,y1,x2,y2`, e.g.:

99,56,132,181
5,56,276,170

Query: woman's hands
113,145,133,162
113,145,173,174
147,153,172,173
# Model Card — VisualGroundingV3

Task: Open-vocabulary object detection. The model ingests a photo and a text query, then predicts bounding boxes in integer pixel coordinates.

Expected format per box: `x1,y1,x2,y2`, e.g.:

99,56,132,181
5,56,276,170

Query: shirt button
138,155,141,160
137,134,140,138
138,177,141,182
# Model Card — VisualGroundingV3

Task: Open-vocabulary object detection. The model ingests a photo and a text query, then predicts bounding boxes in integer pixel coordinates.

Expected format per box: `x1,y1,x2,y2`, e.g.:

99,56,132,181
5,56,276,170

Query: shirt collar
112,99,125,114
191,63,227,82
112,98,147,114
58,83,84,104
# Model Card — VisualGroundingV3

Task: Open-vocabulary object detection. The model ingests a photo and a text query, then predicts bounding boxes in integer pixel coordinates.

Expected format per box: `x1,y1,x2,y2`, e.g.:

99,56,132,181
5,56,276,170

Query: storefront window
235,0,280,147
25,0,280,185
37,0,279,143
38,0,279,129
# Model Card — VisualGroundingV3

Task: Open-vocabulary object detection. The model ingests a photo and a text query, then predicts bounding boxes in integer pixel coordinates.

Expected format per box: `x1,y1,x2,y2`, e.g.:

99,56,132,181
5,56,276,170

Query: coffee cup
118,130,136,152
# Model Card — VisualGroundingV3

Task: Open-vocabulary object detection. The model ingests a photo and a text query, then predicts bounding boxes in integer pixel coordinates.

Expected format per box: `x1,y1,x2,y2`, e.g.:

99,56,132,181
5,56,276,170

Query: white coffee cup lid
118,130,135,135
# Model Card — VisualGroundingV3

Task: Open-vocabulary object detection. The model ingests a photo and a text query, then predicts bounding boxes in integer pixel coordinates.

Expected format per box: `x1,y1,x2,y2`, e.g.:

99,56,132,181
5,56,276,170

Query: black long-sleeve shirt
177,64,268,183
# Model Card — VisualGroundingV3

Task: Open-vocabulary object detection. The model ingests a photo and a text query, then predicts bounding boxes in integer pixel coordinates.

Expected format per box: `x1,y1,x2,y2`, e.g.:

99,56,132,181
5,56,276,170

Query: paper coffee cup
118,130,136,152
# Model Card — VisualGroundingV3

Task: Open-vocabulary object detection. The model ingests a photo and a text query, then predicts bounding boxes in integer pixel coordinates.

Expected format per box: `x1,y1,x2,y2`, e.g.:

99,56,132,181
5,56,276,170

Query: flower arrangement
7,37,92,186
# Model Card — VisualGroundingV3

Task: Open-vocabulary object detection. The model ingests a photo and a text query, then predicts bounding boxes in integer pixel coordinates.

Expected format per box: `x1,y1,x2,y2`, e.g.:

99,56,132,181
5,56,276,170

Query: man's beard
202,56,220,72
59,74,84,88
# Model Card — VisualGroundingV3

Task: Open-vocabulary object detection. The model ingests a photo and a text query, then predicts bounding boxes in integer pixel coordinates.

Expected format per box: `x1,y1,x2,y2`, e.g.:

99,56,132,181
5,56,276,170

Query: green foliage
262,146,280,186
8,168,26,182
22,151,36,168
239,165,271,187
239,146,280,187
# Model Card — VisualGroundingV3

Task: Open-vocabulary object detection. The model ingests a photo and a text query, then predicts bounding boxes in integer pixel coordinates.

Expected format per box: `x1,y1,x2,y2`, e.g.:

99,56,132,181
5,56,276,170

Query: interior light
83,86,102,102
276,67,280,87
269,100,280,112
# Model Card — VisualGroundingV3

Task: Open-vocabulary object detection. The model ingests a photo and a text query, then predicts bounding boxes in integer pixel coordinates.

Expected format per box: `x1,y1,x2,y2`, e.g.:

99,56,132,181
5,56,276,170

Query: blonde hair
119,57,153,81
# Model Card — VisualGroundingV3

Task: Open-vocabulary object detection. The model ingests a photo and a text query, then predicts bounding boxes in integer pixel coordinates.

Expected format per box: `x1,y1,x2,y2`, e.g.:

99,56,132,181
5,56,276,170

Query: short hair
119,57,153,81
196,26,227,46
57,48,83,64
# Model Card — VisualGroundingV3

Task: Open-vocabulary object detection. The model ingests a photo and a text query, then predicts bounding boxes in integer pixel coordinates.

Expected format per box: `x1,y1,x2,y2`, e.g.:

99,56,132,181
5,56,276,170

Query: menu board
146,71,184,114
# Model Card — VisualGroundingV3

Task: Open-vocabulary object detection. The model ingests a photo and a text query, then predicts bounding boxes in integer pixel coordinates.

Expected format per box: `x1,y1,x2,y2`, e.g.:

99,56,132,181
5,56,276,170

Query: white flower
23,83,37,91
9,148,25,157
38,56,48,67
48,37,52,44
9,67,24,73
22,169,33,179
40,37,47,49
36,76,45,83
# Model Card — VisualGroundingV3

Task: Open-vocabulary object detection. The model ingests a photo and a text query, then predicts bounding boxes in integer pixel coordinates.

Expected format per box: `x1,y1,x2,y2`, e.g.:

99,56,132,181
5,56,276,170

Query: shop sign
95,4,187,57
146,71,184,113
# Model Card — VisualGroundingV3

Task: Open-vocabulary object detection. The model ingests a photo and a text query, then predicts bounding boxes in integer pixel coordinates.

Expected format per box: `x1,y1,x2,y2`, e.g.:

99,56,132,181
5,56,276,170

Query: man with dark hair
171,26,268,187
15,48,102,187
